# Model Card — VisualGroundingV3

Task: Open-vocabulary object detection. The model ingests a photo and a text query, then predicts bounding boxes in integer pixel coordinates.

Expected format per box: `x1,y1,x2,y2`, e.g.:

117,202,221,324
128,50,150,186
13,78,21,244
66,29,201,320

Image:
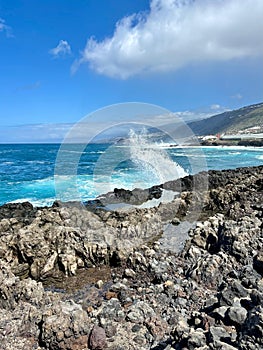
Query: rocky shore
200,140,263,147
0,165,262,350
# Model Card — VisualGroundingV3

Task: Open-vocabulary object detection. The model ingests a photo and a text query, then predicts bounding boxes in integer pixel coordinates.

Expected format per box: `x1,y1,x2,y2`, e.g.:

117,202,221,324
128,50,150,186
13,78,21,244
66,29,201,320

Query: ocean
0,137,262,206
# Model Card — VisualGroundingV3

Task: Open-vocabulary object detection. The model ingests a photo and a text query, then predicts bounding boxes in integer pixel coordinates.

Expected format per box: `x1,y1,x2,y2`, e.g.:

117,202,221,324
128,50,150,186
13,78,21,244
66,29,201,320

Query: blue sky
0,0,262,142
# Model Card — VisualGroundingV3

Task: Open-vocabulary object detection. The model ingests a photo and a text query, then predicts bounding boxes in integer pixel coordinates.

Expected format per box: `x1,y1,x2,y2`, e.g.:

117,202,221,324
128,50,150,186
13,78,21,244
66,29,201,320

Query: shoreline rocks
0,165,262,349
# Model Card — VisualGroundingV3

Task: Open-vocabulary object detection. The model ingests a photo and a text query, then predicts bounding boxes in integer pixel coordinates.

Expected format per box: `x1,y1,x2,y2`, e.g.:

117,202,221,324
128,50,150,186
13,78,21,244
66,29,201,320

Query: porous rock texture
0,165,262,349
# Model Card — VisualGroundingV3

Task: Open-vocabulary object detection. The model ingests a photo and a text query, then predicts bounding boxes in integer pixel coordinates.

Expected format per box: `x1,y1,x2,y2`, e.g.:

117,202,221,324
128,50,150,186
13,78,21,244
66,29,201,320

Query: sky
0,0,262,142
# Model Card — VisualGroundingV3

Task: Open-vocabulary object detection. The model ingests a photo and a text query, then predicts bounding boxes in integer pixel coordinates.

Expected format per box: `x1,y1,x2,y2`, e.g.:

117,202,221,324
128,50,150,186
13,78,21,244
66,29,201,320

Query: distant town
200,129,263,146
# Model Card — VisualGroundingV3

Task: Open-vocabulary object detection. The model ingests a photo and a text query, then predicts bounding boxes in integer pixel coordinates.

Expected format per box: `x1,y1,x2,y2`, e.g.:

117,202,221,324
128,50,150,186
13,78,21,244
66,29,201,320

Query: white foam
200,145,262,151
128,129,188,184
24,160,47,164
2,161,14,165
10,197,55,207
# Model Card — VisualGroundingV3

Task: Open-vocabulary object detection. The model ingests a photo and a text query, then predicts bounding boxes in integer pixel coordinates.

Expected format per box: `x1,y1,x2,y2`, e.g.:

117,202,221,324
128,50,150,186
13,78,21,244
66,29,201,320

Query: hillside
188,102,263,136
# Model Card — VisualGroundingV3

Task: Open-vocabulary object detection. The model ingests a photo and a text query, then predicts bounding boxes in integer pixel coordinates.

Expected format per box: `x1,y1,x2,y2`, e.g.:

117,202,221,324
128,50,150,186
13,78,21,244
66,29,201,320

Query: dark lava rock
227,306,248,325
0,165,262,350
253,251,263,276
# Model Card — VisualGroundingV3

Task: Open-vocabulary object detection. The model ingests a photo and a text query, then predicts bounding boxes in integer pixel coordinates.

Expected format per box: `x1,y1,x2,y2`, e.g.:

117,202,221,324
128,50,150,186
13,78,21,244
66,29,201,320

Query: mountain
187,102,263,136
93,103,263,145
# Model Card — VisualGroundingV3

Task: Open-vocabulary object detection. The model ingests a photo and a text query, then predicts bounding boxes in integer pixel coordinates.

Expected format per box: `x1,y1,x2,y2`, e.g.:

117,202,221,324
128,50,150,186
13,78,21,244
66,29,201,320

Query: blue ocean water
0,142,262,206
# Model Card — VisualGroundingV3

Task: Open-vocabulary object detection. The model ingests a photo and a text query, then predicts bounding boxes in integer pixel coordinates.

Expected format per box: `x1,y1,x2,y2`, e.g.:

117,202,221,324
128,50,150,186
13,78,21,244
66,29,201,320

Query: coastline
0,165,262,349
200,139,263,147
161,144,263,150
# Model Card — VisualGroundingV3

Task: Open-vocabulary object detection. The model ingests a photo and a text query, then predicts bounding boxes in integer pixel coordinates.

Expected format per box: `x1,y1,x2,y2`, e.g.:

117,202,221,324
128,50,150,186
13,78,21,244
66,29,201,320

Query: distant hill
188,102,263,136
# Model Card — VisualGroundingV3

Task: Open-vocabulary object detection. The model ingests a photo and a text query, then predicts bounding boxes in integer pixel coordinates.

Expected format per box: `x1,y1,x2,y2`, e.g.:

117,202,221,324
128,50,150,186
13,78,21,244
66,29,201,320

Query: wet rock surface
0,165,262,349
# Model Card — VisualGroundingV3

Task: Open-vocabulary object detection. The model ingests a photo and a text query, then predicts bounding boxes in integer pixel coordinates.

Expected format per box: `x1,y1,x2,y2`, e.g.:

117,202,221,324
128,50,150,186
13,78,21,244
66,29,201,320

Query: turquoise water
0,143,262,206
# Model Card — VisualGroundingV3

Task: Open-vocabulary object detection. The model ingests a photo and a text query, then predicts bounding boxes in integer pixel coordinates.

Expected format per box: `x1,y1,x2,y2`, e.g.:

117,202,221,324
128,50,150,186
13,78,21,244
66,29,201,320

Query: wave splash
128,128,187,185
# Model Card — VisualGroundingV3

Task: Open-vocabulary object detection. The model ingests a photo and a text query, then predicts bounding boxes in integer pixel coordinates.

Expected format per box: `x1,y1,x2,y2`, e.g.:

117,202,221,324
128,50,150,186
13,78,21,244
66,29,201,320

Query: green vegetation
188,102,263,136
227,106,263,133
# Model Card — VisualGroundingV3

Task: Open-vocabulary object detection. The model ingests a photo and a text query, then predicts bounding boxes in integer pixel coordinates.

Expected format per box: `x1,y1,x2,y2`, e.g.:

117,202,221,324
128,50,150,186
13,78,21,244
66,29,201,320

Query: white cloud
0,123,72,143
49,40,71,58
176,105,228,122
0,104,230,142
210,104,221,110
0,18,12,37
231,93,243,100
73,0,263,78
0,18,6,31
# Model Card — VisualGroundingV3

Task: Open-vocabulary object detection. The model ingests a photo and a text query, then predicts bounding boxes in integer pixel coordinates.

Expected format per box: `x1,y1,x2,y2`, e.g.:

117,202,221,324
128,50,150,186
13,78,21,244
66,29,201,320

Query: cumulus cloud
73,0,263,78
0,18,12,37
49,40,71,58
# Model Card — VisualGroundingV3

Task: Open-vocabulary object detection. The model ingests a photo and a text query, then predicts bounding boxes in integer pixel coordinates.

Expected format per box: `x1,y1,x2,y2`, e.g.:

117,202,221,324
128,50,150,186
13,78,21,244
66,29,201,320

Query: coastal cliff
0,166,262,350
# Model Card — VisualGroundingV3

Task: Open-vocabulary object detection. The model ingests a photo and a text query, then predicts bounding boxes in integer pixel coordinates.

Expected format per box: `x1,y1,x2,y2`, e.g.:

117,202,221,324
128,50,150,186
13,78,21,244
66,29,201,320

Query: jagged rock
172,317,190,343
123,268,136,278
240,306,263,346
187,329,207,348
0,261,44,310
253,252,263,276
89,325,107,350
40,300,90,350
209,325,232,343
212,340,238,349
227,306,247,325
219,281,249,307
211,306,228,321
204,296,218,311
0,165,262,350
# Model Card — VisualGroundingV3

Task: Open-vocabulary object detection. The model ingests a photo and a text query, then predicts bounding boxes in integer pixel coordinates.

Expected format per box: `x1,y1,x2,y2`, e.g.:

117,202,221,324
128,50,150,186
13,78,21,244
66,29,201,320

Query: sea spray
92,128,189,197
1,143,262,205
128,128,188,185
